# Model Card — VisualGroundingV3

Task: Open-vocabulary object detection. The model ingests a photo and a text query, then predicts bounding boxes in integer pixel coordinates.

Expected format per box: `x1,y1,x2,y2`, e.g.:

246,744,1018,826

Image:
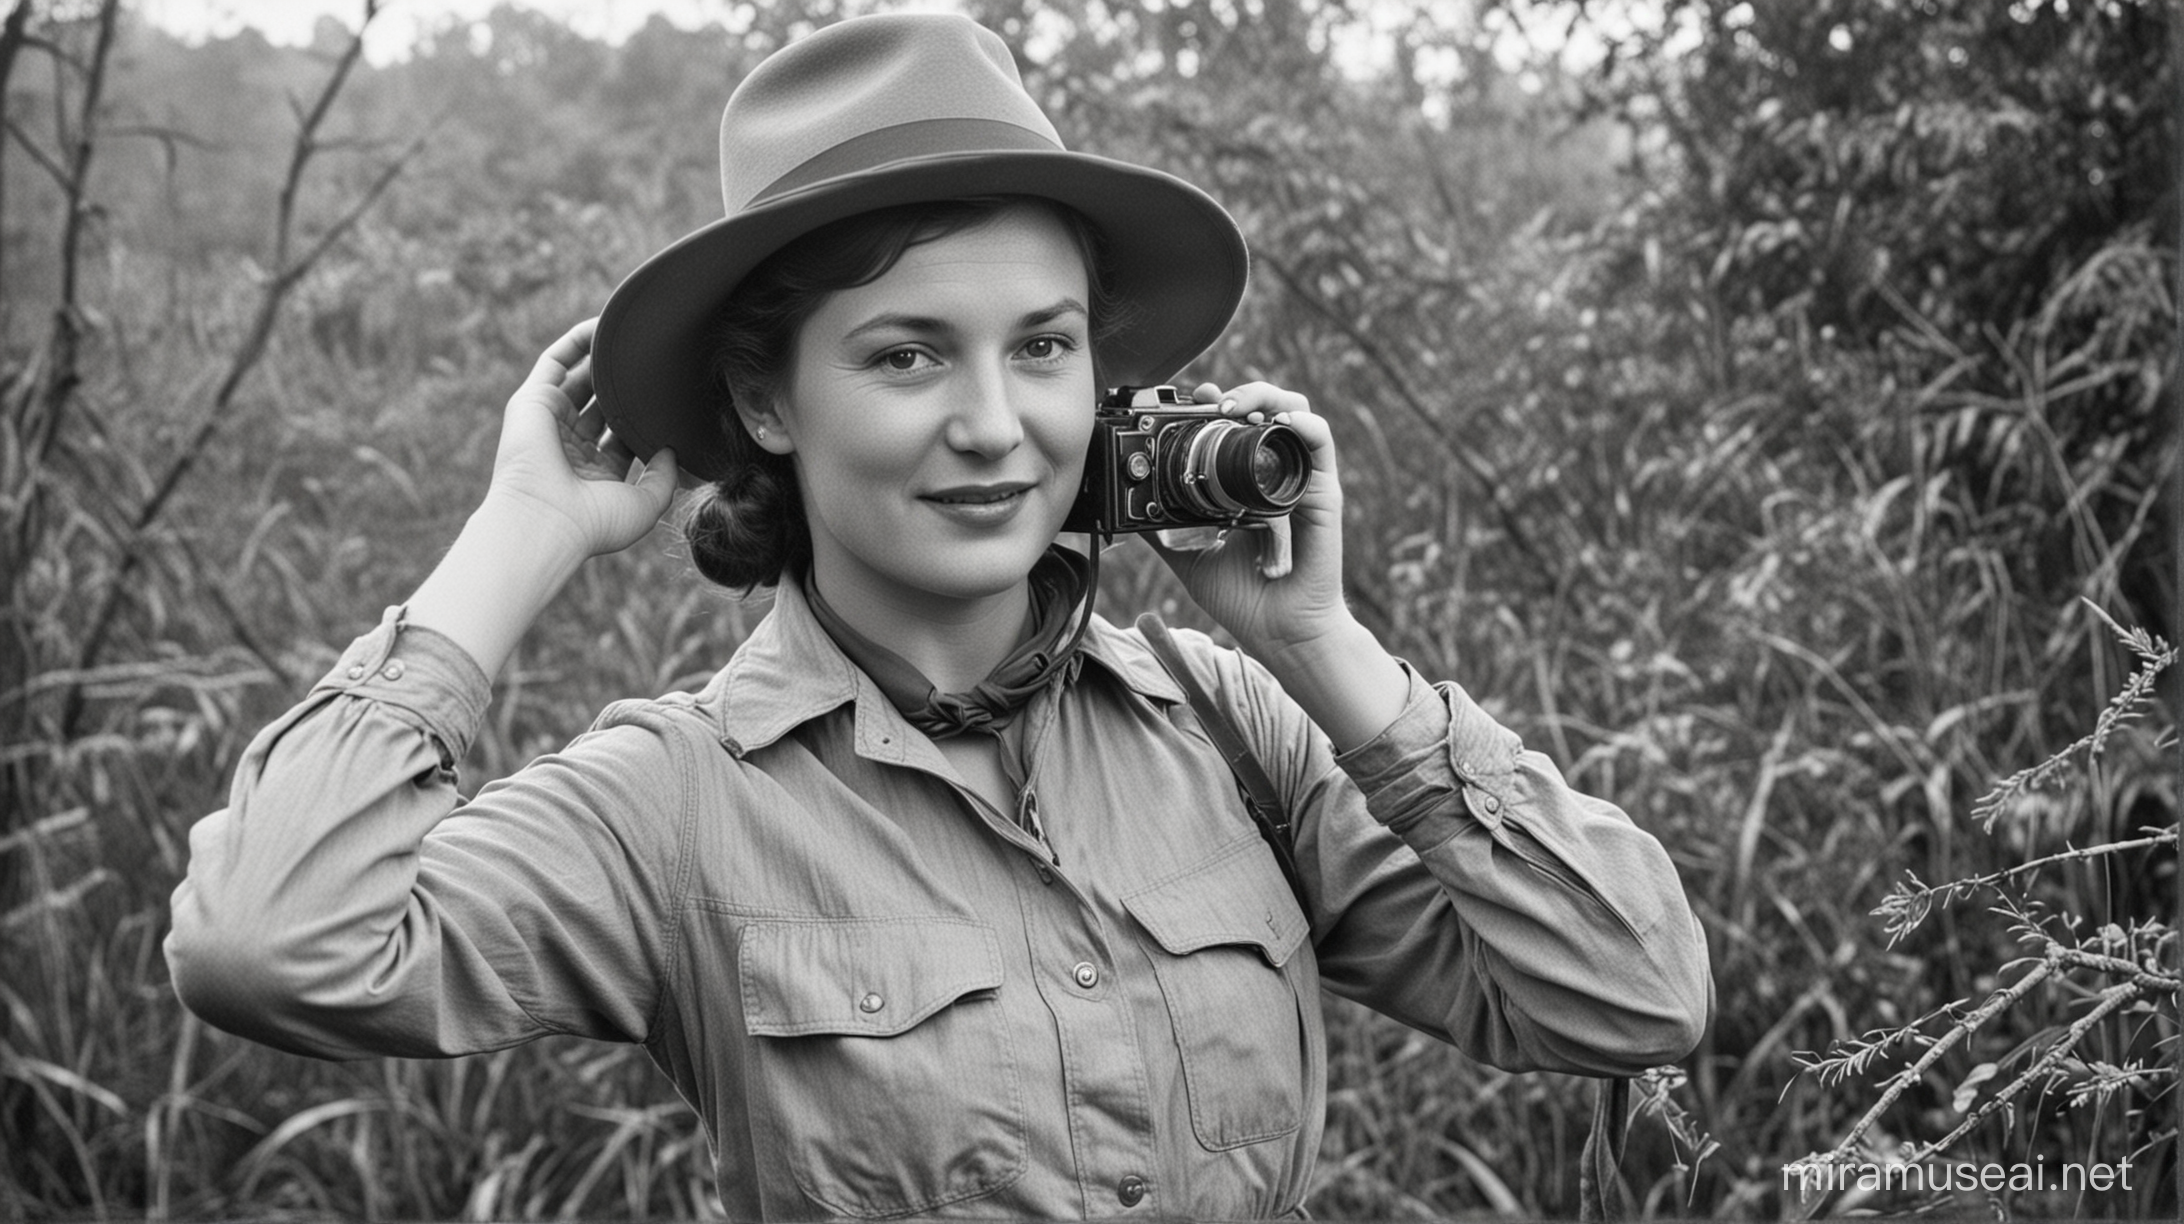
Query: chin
918,536,1058,598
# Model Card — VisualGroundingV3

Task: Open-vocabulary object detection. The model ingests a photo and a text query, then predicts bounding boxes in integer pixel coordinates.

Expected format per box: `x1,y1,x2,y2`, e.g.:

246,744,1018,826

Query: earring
756,426,768,441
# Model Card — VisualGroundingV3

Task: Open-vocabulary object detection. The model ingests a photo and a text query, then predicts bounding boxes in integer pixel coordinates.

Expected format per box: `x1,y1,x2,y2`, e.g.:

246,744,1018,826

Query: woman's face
771,204,1096,617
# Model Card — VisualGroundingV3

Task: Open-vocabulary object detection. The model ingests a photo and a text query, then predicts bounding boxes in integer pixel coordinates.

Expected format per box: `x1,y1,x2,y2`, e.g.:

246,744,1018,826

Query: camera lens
1172,421,1309,517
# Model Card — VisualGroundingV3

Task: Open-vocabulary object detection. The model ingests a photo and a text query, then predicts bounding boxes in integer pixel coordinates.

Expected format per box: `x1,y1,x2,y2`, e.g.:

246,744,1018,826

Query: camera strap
1134,611,1631,1222
1134,613,1308,922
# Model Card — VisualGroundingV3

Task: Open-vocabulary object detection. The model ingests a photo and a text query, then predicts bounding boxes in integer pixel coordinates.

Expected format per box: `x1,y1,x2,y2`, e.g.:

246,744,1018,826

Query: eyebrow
840,298,1089,345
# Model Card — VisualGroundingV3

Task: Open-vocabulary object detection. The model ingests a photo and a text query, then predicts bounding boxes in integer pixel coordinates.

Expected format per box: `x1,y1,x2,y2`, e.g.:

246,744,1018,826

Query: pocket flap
740,918,1003,1038
1123,835,1309,967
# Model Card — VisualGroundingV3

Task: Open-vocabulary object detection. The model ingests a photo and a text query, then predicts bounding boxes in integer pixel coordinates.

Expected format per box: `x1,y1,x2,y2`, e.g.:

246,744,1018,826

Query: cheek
787,390,914,487
1029,380,1098,474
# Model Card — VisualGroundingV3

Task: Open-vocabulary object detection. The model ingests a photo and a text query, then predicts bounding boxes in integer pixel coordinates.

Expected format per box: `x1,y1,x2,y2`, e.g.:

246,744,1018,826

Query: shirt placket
1008,686,1165,1217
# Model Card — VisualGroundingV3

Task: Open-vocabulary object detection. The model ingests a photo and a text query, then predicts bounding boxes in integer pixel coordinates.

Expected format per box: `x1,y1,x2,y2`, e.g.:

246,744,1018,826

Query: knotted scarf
804,546,1094,739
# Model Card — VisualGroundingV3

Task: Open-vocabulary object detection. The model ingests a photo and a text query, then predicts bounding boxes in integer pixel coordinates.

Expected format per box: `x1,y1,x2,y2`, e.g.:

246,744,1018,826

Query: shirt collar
700,573,1187,756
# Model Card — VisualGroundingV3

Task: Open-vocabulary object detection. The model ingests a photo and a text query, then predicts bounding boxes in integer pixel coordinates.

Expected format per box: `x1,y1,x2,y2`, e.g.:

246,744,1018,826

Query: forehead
808,205,1091,330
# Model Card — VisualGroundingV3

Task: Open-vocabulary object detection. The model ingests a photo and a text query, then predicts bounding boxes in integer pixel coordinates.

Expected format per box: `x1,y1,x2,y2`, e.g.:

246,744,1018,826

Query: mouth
922,482,1034,506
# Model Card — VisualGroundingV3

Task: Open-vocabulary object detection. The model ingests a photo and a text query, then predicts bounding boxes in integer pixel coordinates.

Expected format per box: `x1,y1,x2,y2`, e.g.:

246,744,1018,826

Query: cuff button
380,660,405,680
345,665,365,680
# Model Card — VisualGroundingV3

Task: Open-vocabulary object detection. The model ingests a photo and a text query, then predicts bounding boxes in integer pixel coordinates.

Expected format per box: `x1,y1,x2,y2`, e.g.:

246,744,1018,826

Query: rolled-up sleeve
1230,652,1712,1076
166,608,682,1060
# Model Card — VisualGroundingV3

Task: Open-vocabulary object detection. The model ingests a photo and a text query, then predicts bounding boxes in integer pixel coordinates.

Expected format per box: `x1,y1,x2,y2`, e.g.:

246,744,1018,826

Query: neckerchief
803,546,1093,739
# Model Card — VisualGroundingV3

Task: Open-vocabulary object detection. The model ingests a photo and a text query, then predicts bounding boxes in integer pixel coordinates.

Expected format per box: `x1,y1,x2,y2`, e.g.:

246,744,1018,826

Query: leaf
1951,1062,1998,1113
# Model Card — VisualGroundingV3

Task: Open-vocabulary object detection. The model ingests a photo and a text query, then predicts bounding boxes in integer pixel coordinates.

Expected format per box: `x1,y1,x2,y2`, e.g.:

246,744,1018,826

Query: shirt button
1071,962,1098,989
858,992,884,1014
1480,794,1502,814
380,660,405,680
1116,1174,1146,1207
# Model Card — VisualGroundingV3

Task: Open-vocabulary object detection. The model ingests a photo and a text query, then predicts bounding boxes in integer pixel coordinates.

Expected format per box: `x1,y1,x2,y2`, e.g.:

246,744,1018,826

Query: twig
1793,960,2053,1220
2,115,68,188
1876,830,2182,944
1900,977,2147,1164
1972,625,2174,829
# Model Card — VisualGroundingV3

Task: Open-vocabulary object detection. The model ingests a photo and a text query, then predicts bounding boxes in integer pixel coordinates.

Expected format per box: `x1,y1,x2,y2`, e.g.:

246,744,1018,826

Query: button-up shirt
167,578,1712,1221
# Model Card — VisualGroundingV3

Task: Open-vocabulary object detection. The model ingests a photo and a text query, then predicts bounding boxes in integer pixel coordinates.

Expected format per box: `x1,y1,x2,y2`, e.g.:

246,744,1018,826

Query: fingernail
1273,412,1292,424
1247,411,1265,424
1220,398,1238,413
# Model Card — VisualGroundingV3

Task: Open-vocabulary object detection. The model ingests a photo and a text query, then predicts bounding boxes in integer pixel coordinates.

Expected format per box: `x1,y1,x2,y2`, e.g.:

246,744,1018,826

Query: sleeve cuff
309,605,494,766
1332,659,1525,845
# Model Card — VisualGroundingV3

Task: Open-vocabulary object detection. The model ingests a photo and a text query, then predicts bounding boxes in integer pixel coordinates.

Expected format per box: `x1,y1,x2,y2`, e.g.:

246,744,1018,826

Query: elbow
1618,984,1710,1069
166,888,338,1057
167,901,282,1036
1597,925,1715,1071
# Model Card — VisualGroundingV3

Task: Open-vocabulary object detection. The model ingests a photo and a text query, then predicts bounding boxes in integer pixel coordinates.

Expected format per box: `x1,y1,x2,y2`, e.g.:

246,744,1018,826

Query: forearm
1248,615,1410,754
1323,671,1713,1071
166,617,518,1056
407,492,589,680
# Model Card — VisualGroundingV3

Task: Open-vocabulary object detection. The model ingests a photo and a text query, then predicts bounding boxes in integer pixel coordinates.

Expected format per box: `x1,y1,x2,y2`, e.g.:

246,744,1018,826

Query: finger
1256,516,1294,579
596,426,638,470
561,355,596,412
526,317,599,388
573,397,609,447
1219,382,1311,422
1190,381,1223,405
629,447,680,513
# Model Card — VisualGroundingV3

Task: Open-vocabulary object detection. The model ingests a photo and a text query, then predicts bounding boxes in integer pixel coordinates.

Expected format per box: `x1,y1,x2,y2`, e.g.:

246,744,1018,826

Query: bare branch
270,0,381,273
2,114,68,188
1876,830,2182,945
1789,960,2054,1220
1900,978,2147,1164
286,132,427,278
60,0,404,732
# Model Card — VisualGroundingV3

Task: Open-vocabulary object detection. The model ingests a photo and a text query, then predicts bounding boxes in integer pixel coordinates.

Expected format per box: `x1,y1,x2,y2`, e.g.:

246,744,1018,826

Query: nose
944,361,1024,459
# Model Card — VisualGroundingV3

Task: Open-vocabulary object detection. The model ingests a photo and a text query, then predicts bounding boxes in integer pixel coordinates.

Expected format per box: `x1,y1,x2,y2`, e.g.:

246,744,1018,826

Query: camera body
1062,386,1308,536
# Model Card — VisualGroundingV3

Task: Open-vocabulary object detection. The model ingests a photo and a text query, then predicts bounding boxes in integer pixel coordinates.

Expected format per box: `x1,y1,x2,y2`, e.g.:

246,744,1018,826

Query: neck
805,557,1035,693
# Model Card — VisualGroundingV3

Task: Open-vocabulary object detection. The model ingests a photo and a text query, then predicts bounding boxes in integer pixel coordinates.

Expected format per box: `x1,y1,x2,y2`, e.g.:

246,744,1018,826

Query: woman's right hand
483,317,680,559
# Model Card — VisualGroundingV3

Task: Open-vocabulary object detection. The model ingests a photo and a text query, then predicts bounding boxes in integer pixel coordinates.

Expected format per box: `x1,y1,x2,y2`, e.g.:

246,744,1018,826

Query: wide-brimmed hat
592,11,1250,482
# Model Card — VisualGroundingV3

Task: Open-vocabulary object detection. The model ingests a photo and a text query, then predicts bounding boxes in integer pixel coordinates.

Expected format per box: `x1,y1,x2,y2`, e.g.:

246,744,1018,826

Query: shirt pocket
1123,833,1313,1151
738,917,1026,1218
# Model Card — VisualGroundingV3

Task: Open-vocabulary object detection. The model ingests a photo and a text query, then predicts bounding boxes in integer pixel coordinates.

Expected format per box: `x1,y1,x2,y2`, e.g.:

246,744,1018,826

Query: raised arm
1149,382,1711,1074
165,320,685,1058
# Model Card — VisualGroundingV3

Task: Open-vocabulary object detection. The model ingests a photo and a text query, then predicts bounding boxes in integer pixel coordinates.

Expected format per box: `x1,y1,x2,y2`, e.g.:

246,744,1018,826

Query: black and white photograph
0,0,2173,1219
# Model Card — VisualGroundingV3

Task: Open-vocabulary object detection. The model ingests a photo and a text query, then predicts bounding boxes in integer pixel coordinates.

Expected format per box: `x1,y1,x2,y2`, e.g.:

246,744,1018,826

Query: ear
734,396,794,456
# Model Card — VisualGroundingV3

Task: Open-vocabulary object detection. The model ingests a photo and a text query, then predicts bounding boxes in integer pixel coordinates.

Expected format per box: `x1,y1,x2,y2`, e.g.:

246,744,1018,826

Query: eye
878,347,933,373
1021,335,1076,362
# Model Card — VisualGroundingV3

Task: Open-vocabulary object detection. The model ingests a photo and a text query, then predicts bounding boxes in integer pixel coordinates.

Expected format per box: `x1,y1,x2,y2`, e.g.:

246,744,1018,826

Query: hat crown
719,13,1064,215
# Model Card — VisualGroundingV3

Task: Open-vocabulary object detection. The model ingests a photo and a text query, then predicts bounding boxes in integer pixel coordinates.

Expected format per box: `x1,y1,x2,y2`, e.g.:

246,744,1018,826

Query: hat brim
592,150,1249,483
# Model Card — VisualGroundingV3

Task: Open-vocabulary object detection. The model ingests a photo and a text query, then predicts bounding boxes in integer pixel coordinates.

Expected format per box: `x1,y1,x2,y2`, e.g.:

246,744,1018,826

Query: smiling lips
924,482,1034,505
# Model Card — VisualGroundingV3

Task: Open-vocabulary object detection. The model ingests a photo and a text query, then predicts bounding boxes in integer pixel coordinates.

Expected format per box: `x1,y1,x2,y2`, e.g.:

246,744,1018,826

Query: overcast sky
135,0,1619,93
136,0,810,61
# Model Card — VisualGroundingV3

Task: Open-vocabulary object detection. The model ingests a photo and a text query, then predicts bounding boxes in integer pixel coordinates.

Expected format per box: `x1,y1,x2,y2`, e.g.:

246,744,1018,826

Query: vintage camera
1062,385,1310,537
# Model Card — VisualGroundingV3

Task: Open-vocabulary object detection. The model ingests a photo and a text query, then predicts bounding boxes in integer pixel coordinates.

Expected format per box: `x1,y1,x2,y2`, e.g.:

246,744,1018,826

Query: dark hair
684,196,1125,592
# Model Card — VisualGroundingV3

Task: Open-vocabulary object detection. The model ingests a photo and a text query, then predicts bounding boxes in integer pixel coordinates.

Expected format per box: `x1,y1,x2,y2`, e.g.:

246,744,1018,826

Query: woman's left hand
1144,381,1357,662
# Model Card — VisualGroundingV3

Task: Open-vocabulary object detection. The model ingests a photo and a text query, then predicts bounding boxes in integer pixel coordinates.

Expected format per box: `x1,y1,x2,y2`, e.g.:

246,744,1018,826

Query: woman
167,13,1710,1221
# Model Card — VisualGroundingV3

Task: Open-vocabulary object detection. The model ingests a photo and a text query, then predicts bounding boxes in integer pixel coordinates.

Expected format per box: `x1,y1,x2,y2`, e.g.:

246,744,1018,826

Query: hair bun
685,459,807,591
